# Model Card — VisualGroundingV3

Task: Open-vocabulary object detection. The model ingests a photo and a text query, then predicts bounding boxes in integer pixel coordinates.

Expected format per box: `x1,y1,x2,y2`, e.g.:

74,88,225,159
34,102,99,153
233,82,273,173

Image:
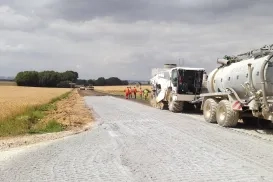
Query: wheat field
0,86,71,122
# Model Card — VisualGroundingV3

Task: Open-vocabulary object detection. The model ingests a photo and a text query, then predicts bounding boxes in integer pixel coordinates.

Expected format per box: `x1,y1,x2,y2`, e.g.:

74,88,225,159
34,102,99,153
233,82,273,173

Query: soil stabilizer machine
201,44,273,127
150,64,206,112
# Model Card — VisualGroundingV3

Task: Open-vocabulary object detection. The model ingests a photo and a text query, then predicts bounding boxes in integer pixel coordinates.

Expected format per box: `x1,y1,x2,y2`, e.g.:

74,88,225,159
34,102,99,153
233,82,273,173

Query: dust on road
1,96,273,181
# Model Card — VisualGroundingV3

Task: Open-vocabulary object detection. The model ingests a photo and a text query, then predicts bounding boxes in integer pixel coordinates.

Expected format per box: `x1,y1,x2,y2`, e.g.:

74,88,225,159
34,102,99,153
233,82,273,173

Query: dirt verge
41,90,93,129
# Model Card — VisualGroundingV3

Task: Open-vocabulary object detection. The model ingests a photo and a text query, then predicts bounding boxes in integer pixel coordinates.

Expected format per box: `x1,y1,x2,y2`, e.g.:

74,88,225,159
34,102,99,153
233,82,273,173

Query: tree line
76,77,128,86
15,70,128,88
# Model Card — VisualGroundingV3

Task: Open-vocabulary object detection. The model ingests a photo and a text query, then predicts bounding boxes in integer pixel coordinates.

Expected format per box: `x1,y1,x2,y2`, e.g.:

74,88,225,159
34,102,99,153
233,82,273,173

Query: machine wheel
159,101,168,110
150,94,157,108
168,95,184,113
150,94,168,110
203,98,218,123
216,100,239,127
169,101,184,113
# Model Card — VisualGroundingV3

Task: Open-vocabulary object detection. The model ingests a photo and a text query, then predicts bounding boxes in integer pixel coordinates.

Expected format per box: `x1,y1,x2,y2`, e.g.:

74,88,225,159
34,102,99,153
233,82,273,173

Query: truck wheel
167,94,183,112
150,94,157,108
169,101,184,113
159,101,168,110
203,98,217,123
216,100,239,127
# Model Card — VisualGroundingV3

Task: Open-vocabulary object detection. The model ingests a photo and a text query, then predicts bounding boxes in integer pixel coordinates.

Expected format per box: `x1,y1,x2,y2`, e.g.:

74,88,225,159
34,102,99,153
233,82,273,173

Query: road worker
143,89,150,100
139,88,143,99
133,87,137,99
128,87,132,99
124,87,130,99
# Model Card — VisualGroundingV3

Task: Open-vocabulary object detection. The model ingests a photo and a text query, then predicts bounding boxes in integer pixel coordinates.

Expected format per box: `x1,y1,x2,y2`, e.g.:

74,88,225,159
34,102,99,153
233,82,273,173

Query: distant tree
95,77,106,86
87,79,95,86
15,69,130,88
122,80,129,85
105,77,123,86
38,71,61,87
70,71,79,81
76,79,88,86
15,71,39,86
60,71,78,82
57,81,71,88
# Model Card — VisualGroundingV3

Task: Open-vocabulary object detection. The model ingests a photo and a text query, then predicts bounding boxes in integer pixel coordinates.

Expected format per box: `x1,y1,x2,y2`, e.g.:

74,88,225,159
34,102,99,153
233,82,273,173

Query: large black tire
216,100,239,127
150,94,157,108
150,94,168,110
203,98,218,123
167,94,183,112
169,101,184,113
160,101,168,110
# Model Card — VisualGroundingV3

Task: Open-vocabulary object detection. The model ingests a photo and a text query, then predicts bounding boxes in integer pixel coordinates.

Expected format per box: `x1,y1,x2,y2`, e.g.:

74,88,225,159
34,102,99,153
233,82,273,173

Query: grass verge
0,90,72,137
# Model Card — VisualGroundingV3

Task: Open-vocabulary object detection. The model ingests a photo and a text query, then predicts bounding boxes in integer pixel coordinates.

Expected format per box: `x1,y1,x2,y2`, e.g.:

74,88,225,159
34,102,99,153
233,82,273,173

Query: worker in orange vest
133,87,137,99
124,87,130,99
139,87,143,100
128,87,132,99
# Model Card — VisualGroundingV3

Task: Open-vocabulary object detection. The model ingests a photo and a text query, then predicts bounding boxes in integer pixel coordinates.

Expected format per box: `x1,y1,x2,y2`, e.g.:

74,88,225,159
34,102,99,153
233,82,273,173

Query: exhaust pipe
217,58,230,65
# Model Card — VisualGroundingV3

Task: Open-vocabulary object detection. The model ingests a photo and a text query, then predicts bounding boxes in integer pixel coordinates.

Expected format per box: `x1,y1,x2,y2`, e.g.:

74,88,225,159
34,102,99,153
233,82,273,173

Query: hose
260,54,273,111
226,87,246,104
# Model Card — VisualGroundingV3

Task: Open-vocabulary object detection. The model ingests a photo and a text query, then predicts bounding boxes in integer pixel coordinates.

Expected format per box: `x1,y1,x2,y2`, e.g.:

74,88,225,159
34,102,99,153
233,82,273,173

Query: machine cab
171,67,205,95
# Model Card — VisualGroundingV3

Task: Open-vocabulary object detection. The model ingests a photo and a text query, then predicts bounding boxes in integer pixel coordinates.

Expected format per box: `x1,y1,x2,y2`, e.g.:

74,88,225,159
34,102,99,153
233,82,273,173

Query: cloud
0,0,273,79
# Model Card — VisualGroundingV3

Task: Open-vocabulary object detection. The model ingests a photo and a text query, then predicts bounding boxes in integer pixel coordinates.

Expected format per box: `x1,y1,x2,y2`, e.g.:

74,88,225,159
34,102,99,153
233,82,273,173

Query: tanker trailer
150,64,206,112
200,44,273,127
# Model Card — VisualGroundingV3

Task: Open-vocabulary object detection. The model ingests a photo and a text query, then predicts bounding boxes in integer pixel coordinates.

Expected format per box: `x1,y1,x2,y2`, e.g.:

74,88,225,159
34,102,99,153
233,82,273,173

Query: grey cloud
0,0,273,80
48,0,263,23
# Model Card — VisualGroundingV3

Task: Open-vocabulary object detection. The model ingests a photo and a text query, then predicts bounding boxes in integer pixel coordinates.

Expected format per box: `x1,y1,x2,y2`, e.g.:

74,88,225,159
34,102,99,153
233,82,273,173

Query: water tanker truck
150,64,206,112
201,44,273,127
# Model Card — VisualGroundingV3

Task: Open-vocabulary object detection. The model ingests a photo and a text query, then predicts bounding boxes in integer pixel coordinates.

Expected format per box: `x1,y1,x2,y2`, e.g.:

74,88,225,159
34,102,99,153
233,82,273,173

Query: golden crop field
0,86,71,121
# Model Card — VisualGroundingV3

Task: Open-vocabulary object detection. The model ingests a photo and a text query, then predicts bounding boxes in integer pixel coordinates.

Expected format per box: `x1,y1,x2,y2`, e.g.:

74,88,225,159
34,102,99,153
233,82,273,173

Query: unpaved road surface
2,96,273,181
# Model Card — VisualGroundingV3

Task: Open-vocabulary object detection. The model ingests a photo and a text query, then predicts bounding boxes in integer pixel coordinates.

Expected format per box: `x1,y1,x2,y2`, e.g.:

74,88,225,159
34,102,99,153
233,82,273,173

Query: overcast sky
0,0,272,80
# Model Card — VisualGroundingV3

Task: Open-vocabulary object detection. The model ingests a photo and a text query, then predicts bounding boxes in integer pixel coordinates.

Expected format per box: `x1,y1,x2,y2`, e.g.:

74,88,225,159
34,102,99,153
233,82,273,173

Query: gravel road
1,96,273,181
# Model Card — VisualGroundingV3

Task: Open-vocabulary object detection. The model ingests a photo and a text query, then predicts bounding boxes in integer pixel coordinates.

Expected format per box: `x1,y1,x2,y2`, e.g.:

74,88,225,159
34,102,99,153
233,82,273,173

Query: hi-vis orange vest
125,88,130,94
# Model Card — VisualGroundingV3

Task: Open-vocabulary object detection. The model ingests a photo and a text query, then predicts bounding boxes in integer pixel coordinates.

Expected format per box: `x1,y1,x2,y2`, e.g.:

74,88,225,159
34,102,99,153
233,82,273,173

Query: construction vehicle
200,44,273,127
79,85,85,90
150,64,206,112
86,85,94,90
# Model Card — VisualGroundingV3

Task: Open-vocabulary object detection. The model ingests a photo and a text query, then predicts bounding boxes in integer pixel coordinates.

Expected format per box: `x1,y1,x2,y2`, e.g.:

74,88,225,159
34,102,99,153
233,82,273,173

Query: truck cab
170,67,205,101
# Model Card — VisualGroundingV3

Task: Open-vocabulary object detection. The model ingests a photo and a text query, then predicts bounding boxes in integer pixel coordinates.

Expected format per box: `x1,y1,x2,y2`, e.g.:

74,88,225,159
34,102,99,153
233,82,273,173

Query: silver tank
207,55,273,99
